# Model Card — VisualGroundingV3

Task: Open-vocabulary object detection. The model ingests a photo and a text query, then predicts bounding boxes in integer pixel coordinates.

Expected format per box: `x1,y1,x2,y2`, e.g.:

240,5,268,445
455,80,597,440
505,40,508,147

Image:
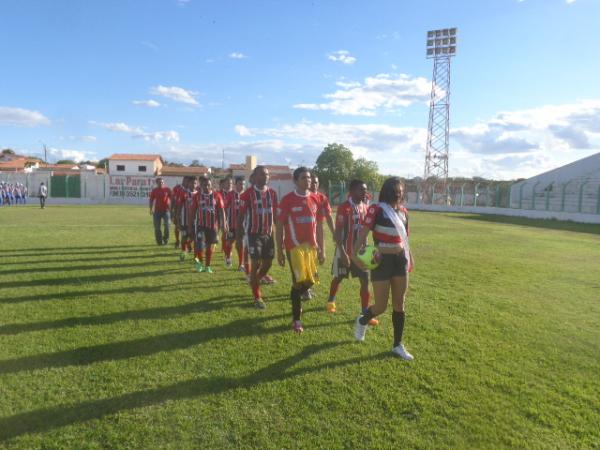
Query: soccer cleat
203,266,214,274
354,316,368,342
194,258,204,272
179,252,186,262
225,257,232,267
326,302,336,313
174,241,180,249
392,344,414,361
254,298,267,309
237,265,246,273
301,289,313,301
291,320,304,333
368,318,379,326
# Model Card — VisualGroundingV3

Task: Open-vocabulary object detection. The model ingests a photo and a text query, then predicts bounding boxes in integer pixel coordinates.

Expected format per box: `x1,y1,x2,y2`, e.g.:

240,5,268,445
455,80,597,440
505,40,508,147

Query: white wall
108,160,156,176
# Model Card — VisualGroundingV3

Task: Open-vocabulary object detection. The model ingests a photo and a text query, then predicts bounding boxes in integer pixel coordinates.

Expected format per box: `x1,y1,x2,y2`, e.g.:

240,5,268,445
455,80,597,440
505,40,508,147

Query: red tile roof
109,154,163,162
160,166,210,176
229,164,246,170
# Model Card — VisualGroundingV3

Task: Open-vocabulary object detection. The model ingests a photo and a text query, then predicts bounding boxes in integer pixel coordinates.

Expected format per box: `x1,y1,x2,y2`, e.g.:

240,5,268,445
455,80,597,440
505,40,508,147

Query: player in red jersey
226,177,246,268
171,180,184,249
175,176,198,261
276,167,325,333
237,166,278,309
327,179,378,325
149,177,172,245
218,177,233,259
188,176,226,274
310,176,335,236
352,177,415,360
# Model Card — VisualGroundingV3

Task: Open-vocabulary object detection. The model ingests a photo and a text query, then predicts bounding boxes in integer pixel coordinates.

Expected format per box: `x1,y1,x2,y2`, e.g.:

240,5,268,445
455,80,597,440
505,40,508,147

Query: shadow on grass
0,259,181,276
0,308,333,375
454,213,600,235
0,294,249,335
0,282,195,305
1,252,174,268
0,342,389,441
0,268,184,290
0,246,157,258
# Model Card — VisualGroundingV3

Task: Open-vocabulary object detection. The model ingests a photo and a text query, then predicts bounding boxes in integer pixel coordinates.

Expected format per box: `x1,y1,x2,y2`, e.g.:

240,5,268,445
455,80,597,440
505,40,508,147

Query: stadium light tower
423,27,457,204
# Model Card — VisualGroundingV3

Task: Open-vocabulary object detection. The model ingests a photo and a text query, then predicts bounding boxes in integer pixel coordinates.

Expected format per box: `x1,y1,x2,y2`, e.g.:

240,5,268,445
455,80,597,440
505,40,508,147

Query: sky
1,0,599,179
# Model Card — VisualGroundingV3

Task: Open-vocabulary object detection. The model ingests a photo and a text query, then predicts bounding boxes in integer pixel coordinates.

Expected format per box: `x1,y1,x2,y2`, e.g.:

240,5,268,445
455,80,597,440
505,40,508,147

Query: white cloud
150,85,199,106
229,52,247,59
566,0,576,4
294,73,431,116
327,50,357,65
92,121,180,144
234,125,253,137
176,0,191,5
48,148,97,163
133,99,161,108
0,106,51,127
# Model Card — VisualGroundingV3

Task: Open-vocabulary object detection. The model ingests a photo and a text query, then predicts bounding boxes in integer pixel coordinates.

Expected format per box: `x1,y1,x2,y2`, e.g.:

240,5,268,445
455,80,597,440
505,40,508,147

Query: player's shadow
0,309,338,375
456,213,600,235
0,268,184,289
0,294,249,335
0,259,176,276
0,282,194,305
1,246,156,258
2,253,174,268
0,342,389,441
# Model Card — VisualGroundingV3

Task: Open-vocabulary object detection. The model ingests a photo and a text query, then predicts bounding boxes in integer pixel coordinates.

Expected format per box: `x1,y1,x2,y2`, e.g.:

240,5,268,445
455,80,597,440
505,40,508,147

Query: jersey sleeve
239,189,251,215
321,194,332,217
364,204,379,230
335,203,347,228
216,192,225,210
271,189,279,211
149,188,156,201
277,195,290,223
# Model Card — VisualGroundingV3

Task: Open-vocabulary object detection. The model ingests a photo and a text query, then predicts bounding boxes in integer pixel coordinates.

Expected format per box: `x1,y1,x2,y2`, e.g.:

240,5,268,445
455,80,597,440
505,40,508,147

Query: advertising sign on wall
109,176,154,198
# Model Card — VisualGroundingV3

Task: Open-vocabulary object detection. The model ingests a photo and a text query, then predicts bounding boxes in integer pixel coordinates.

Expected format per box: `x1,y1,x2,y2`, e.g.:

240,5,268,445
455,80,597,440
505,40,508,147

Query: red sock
252,282,261,300
206,247,213,266
224,239,232,258
360,285,370,310
329,279,341,301
196,249,204,260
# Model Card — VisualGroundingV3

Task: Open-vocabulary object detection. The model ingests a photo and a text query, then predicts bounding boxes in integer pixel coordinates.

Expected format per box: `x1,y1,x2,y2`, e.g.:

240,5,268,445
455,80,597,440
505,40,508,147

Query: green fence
50,175,81,198
327,181,347,206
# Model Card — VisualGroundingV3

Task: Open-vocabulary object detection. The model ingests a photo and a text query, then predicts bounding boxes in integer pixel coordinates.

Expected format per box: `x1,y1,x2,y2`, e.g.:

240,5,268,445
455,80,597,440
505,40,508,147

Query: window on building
138,165,147,172
116,165,125,171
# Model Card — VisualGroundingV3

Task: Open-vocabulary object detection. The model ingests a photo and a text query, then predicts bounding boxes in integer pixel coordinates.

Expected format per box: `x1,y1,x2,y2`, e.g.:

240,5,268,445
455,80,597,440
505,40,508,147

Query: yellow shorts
288,243,319,288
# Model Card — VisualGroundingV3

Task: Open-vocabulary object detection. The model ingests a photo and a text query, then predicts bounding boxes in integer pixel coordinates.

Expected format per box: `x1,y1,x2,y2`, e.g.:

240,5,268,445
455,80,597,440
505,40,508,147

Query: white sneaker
354,316,368,342
392,343,414,361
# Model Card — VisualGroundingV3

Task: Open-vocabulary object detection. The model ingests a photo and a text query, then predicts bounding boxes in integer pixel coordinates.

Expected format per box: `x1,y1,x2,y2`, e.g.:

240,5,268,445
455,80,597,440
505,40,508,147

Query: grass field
0,205,599,449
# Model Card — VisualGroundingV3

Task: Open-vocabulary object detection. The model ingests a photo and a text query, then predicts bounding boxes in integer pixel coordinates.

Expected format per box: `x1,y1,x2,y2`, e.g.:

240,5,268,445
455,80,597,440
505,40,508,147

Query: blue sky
1,0,599,179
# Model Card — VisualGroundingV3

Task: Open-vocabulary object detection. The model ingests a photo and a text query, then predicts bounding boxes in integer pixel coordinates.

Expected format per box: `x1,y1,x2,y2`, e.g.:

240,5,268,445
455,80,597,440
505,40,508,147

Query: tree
56,159,77,165
190,159,202,167
98,158,109,169
313,143,354,190
350,157,383,192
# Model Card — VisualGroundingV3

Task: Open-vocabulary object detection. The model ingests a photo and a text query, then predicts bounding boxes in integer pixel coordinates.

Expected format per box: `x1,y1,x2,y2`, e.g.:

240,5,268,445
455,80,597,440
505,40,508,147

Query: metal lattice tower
423,28,457,203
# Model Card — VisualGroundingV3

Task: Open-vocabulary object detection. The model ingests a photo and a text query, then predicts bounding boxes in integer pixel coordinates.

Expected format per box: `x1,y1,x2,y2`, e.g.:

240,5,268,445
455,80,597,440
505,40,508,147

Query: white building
510,152,600,214
108,154,163,176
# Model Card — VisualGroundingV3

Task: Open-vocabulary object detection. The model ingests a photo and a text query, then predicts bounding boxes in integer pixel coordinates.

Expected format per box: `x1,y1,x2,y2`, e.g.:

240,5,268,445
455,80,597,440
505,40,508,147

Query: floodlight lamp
428,31,434,38
436,30,441,37
450,28,457,35
442,29,449,36
427,49,434,56
427,39,434,47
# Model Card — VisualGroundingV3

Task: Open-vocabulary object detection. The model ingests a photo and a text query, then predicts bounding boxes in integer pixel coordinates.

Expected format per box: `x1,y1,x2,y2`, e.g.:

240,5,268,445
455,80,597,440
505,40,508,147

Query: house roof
229,164,246,170
264,165,290,171
0,158,28,170
269,173,293,181
39,163,80,170
160,166,210,176
109,154,163,162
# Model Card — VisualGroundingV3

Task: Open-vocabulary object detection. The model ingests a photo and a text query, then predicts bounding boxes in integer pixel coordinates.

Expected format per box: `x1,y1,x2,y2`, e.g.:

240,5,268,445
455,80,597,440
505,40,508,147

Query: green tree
56,159,77,165
350,157,383,192
190,159,202,167
313,143,354,190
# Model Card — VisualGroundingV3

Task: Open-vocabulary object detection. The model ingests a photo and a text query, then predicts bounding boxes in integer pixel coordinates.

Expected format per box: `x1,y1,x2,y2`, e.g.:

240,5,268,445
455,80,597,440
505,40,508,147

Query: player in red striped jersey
175,176,198,262
327,179,378,325
218,177,233,261
171,180,184,249
276,167,325,332
226,177,245,268
188,177,226,274
237,166,278,309
309,176,335,236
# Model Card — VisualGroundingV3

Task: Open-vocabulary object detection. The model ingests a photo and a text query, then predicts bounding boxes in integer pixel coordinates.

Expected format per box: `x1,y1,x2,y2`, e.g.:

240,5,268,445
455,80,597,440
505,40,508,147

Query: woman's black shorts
370,252,407,282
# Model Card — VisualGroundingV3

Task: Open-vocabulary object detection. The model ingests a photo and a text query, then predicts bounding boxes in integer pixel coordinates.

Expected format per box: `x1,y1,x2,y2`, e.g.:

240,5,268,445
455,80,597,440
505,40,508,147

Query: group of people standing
149,167,414,360
0,181,28,206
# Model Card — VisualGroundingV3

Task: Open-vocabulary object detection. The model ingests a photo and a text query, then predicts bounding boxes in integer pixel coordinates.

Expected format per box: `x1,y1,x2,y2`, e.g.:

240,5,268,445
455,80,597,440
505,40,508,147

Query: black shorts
331,248,368,280
247,234,274,260
370,253,407,282
195,227,218,249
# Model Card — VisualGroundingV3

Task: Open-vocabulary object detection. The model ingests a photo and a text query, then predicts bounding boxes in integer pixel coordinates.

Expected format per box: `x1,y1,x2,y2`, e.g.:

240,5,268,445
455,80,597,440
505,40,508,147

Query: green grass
0,205,599,449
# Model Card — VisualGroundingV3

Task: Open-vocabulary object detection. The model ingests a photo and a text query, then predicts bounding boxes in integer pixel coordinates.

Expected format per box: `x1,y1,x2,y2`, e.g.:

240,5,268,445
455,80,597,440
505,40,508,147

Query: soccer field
0,205,598,449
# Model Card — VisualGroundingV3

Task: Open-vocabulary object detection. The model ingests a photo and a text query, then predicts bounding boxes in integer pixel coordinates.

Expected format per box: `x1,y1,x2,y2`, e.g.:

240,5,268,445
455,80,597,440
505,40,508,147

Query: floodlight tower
423,27,457,204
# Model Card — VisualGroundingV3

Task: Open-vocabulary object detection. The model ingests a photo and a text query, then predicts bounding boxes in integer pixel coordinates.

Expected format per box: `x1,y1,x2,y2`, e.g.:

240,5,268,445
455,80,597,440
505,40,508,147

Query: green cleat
179,252,186,262
194,258,204,272
203,266,214,274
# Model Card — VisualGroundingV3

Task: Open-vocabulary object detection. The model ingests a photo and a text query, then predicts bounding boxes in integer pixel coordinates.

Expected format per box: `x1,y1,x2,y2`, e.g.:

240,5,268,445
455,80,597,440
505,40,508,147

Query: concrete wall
107,160,158,176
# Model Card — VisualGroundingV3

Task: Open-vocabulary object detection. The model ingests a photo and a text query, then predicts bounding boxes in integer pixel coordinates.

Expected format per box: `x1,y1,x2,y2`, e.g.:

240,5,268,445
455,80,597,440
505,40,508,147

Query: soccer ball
357,245,381,270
